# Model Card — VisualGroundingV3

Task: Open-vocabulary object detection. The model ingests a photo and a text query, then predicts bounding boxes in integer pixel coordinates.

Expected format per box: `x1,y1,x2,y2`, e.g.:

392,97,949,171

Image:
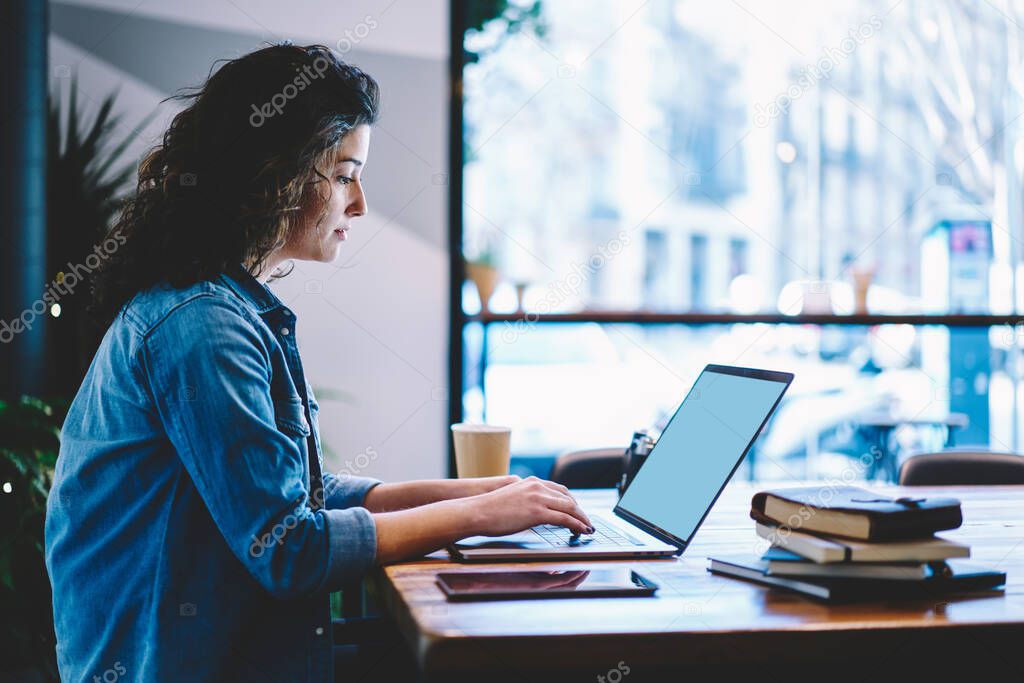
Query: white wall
50,0,450,481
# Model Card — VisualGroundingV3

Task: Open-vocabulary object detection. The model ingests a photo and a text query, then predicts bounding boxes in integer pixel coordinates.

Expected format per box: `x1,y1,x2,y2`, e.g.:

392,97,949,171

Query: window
689,234,708,309
642,229,668,308
454,0,1024,479
729,238,748,280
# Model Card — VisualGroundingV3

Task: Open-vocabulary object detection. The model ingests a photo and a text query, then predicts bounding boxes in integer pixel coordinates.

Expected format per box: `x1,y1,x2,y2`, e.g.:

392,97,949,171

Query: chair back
898,448,1024,486
549,447,625,488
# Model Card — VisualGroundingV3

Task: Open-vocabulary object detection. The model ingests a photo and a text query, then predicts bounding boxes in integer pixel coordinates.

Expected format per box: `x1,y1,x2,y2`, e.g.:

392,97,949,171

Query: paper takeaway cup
450,423,511,478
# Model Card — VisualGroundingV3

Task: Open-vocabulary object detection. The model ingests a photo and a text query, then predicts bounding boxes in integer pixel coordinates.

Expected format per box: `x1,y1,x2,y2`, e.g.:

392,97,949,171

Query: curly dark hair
88,44,379,327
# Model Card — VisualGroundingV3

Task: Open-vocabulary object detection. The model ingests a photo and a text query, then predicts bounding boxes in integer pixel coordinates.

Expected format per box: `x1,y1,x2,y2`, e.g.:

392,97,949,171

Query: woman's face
286,124,371,264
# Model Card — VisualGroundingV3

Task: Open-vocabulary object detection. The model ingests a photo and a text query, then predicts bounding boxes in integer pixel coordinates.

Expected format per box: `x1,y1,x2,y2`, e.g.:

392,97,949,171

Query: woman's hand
372,476,592,564
463,476,593,537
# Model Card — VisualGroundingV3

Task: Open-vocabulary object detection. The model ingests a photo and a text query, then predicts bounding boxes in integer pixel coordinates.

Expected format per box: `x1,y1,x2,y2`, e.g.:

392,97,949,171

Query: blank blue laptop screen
616,369,788,544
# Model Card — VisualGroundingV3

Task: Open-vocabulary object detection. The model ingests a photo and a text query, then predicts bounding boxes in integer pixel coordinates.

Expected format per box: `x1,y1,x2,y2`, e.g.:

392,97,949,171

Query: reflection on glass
464,323,1023,482
459,1,1024,481
462,0,1024,315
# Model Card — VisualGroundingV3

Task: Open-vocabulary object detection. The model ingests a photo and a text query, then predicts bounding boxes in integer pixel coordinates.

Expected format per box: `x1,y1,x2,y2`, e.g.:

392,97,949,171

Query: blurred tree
890,0,1023,203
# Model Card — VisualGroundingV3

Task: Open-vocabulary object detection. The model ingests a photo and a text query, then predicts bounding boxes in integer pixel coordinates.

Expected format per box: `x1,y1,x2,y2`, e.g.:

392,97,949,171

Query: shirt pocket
304,383,325,467
272,396,311,439
305,384,320,426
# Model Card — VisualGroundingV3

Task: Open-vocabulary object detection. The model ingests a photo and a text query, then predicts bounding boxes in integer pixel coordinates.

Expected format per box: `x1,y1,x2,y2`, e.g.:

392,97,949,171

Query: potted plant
46,76,147,396
0,76,144,683
466,246,501,313
0,396,66,682
460,0,542,312
851,266,874,315
513,280,529,313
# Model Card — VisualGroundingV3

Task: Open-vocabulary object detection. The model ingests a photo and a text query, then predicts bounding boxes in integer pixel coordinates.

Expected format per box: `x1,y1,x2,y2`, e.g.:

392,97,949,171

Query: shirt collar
220,262,289,317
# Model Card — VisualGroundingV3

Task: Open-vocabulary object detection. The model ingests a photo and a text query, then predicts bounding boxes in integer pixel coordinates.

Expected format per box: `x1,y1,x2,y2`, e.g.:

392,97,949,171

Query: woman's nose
348,184,367,217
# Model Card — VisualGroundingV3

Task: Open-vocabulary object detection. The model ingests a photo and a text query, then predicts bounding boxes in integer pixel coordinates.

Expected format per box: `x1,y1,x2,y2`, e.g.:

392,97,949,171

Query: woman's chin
313,244,343,263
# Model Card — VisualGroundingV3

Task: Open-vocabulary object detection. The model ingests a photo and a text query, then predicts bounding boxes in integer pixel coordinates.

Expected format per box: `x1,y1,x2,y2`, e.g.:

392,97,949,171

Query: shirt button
281,327,290,336
315,626,324,636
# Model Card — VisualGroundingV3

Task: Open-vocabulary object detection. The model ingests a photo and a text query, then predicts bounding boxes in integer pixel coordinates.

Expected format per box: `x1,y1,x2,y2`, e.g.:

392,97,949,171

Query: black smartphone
436,567,659,601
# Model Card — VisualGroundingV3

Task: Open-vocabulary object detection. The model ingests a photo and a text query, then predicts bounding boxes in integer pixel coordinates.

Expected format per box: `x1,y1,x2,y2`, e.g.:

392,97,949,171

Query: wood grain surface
373,484,1024,680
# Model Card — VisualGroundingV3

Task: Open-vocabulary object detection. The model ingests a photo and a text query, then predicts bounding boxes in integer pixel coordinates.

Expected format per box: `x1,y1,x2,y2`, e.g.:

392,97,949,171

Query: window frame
446,3,1024,476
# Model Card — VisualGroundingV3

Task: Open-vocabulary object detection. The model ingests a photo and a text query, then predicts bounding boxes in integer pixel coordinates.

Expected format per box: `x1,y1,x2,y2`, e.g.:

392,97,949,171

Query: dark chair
332,582,417,680
898,448,1024,485
332,615,417,680
549,447,624,488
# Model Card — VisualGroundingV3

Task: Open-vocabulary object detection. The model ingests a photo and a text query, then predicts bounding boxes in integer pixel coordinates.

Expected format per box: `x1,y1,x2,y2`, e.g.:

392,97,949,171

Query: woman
44,44,592,682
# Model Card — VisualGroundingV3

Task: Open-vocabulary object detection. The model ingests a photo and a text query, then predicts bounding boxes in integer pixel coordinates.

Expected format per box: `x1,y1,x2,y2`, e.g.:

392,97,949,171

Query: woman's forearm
369,476,593,565
371,497,482,564
362,476,516,513
363,479,465,512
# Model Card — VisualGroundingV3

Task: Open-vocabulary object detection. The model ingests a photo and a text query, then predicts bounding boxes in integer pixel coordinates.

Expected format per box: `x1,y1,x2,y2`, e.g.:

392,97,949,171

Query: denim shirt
44,262,382,682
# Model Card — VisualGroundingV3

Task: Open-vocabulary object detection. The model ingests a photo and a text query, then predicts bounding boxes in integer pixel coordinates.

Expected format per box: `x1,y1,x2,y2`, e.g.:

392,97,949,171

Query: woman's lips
334,227,348,240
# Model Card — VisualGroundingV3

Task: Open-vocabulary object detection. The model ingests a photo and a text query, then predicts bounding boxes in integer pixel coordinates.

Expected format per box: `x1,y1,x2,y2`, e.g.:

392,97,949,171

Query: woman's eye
336,176,353,185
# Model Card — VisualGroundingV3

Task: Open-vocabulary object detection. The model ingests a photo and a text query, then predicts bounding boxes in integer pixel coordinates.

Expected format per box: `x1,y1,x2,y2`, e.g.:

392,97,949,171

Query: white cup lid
450,423,510,433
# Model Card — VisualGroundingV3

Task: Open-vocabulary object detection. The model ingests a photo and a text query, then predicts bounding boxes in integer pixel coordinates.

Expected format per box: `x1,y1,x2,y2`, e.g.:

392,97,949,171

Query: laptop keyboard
531,515,644,547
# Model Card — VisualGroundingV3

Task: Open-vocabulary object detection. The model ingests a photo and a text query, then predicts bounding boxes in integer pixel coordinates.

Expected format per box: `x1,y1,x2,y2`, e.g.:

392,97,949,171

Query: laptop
449,364,794,561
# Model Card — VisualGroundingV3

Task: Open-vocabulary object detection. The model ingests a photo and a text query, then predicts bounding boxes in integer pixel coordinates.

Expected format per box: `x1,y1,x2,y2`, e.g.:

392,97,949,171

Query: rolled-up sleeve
141,294,378,599
322,473,382,509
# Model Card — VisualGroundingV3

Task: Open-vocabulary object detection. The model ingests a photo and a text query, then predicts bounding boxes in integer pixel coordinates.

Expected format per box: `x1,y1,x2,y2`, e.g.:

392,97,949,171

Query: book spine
865,508,963,541
755,508,963,541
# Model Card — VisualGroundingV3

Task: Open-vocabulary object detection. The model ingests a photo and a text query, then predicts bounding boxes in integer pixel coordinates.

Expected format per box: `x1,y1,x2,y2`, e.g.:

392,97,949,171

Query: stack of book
708,486,1006,602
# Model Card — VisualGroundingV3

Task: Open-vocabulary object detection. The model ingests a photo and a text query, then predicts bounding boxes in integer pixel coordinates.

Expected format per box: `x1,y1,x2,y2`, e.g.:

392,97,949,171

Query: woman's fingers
525,478,587,525
539,492,593,532
541,510,590,535
539,479,572,497
560,571,590,589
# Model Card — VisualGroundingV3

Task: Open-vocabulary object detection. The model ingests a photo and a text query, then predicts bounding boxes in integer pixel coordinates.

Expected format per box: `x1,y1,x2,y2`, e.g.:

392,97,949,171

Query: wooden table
374,484,1024,681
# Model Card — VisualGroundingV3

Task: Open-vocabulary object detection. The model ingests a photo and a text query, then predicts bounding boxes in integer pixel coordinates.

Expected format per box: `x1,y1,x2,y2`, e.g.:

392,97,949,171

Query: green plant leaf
0,395,62,676
310,386,358,404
